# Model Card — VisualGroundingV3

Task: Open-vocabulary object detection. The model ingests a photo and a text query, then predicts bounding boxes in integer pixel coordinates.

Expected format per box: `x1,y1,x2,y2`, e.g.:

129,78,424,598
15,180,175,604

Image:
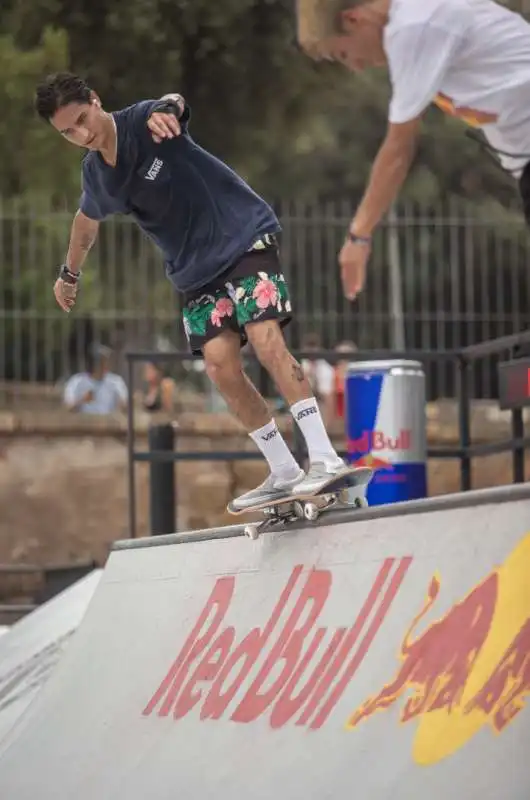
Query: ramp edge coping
112,482,530,551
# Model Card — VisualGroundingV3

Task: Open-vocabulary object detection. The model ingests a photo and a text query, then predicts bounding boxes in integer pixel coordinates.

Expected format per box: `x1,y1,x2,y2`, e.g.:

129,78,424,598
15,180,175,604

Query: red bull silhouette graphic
346,532,530,765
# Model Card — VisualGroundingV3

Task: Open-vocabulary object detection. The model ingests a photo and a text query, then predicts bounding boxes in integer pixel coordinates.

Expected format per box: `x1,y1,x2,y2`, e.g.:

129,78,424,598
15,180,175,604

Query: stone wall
0,403,527,568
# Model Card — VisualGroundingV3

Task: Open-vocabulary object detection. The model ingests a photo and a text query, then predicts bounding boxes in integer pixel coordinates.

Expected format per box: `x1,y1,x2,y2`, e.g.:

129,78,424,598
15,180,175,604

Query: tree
0,27,81,201
6,0,348,194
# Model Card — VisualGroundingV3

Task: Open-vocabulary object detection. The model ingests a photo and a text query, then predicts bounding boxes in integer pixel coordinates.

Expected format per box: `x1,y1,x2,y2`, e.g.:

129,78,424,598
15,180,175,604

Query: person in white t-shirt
63,344,128,414
297,0,530,299
300,333,336,424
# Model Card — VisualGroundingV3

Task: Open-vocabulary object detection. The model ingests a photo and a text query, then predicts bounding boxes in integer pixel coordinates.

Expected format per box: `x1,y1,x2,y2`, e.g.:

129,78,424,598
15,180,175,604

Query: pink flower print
253,279,278,309
210,297,234,327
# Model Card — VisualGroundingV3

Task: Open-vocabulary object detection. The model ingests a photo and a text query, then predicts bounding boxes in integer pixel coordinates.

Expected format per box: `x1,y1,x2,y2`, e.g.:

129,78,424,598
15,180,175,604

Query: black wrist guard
150,96,190,124
59,264,81,284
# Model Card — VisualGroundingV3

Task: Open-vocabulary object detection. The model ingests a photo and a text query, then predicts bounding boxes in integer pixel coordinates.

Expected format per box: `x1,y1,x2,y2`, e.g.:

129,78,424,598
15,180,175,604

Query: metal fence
1,197,530,403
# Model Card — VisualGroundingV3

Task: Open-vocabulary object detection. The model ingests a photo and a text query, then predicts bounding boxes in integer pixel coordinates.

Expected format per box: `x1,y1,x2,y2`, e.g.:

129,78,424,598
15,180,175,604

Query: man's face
92,356,110,377
303,6,386,71
50,95,108,150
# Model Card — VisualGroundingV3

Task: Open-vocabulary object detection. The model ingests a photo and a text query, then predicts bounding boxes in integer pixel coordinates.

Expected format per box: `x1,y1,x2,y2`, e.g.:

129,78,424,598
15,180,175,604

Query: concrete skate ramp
0,486,529,800
0,569,101,745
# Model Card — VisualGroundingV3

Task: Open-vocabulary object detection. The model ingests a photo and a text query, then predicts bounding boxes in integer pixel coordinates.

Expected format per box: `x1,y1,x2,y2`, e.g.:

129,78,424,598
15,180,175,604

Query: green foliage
0,0,529,384
0,27,81,201
0,0,526,207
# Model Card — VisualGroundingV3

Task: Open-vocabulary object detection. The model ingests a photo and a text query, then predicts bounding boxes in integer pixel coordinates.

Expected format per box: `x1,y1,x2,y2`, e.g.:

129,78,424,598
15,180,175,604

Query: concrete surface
0,569,101,745
0,486,528,799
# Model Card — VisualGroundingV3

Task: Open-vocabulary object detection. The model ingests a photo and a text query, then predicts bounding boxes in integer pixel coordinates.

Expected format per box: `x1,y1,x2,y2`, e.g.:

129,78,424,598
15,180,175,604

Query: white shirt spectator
386,0,530,176
63,372,128,414
301,358,335,398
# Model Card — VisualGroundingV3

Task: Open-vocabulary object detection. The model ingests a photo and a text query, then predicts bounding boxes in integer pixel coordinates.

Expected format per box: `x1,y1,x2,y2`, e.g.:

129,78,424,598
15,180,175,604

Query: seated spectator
142,361,177,413
333,340,358,419
63,344,127,414
300,333,335,426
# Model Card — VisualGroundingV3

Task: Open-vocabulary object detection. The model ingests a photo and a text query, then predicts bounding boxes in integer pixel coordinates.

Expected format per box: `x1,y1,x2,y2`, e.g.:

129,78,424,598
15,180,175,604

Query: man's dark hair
34,72,92,122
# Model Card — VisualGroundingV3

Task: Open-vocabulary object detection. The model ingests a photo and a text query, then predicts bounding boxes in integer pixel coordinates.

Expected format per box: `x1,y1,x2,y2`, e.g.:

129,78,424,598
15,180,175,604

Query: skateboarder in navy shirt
35,72,350,510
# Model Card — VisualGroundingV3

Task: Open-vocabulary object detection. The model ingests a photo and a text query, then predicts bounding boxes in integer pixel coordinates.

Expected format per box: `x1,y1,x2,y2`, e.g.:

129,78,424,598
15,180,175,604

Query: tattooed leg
244,320,313,405
246,319,341,466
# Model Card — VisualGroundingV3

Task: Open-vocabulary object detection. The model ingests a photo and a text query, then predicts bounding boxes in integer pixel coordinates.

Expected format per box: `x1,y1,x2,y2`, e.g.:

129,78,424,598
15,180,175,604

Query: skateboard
227,466,373,540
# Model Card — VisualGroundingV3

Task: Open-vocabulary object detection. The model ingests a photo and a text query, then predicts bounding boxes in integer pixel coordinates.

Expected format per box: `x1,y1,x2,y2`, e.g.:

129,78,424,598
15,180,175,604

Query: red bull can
345,360,427,505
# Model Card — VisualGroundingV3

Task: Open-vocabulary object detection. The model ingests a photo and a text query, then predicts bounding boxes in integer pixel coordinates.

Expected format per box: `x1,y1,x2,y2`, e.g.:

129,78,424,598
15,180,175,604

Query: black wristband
347,231,371,245
150,97,190,123
59,264,81,284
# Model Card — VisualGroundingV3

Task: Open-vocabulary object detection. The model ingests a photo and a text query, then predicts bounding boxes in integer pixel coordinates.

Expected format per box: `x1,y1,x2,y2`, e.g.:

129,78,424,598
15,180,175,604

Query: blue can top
346,359,424,376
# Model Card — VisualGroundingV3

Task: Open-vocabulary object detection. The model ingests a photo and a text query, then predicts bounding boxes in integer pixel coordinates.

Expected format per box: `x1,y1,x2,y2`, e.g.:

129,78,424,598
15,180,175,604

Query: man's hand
339,238,372,301
54,276,79,313
147,111,182,143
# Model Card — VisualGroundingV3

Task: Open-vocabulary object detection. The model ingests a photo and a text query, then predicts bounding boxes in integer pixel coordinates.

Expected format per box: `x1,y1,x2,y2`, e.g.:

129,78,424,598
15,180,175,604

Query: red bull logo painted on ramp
345,532,530,765
142,559,412,730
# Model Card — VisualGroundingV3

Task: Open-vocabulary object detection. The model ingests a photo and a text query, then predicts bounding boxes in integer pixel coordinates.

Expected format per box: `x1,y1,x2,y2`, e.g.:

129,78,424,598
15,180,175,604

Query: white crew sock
249,419,301,479
290,397,340,466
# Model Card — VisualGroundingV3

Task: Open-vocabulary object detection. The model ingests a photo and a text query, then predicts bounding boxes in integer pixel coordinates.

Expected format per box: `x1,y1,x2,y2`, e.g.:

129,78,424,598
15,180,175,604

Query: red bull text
345,360,427,505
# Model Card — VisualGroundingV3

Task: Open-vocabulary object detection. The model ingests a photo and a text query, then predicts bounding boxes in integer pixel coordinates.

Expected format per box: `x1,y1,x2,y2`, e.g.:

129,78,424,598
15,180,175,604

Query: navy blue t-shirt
80,100,280,292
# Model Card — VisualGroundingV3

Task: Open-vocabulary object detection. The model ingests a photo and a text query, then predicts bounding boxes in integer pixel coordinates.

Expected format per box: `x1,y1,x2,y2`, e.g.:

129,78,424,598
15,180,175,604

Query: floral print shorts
182,246,293,354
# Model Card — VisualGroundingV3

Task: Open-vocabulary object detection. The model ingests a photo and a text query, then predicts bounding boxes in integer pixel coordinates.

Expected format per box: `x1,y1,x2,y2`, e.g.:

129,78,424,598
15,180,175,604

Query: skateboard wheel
244,525,259,539
293,501,304,518
354,496,368,509
304,502,320,522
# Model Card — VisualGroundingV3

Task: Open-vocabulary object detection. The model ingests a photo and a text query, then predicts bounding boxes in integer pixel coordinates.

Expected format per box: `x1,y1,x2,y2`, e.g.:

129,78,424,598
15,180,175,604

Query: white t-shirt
301,358,335,396
63,372,128,414
386,0,530,176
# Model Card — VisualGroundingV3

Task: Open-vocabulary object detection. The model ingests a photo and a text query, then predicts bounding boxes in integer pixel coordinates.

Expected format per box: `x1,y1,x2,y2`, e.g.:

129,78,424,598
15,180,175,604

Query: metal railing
125,328,530,539
2,198,530,405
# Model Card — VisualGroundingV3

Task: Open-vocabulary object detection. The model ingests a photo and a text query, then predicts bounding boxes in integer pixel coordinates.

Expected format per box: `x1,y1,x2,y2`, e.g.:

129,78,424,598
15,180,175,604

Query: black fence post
126,354,137,539
511,408,525,483
148,423,175,535
457,356,472,491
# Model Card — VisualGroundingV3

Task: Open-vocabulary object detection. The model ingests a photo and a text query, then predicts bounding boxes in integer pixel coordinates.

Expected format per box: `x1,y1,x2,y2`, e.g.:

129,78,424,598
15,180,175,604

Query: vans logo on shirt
145,158,164,181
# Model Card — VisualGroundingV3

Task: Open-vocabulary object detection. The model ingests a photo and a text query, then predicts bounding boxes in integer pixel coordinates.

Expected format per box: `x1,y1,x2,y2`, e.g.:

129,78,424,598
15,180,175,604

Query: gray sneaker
290,459,351,496
230,469,305,512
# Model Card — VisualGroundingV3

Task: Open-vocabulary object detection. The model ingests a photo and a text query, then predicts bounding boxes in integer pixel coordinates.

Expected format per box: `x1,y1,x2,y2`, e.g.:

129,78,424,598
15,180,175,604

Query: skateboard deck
227,466,373,539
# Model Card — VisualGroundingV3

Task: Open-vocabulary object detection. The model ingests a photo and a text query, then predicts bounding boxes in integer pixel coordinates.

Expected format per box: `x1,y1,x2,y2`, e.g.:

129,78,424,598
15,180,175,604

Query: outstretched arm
339,18,465,299
66,210,99,274
350,118,420,238
54,210,99,312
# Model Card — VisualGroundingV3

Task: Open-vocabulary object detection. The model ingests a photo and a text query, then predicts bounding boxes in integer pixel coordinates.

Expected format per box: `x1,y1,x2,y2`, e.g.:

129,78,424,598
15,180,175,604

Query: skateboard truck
243,489,368,540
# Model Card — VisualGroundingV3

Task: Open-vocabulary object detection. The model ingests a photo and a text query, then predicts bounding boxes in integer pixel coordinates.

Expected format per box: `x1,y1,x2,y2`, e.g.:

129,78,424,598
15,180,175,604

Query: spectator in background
333,340,358,420
293,332,336,467
300,333,335,426
142,361,177,413
63,344,127,414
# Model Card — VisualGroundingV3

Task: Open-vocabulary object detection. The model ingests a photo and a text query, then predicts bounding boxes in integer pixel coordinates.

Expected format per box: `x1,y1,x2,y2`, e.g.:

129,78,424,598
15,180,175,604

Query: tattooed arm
54,211,99,312
66,210,100,274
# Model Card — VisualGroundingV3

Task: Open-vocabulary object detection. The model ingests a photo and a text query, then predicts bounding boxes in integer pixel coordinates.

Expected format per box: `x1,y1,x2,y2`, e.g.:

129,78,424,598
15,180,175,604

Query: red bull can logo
345,361,427,504
349,429,412,454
